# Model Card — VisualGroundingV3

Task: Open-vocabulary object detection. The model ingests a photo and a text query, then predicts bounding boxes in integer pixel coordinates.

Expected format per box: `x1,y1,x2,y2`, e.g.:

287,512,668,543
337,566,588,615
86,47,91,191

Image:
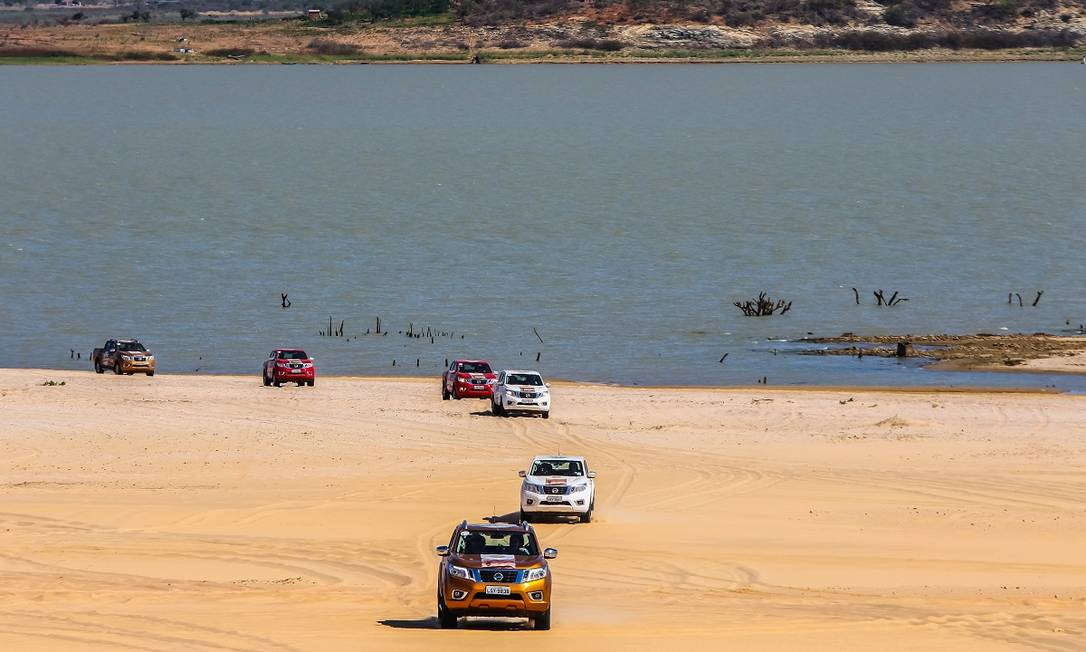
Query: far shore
799,332,1086,376
2,47,1083,65
1,21,1083,66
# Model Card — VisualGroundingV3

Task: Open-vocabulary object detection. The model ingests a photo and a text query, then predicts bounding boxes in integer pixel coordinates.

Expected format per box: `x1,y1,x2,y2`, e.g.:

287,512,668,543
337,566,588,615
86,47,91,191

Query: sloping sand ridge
1,369,1085,650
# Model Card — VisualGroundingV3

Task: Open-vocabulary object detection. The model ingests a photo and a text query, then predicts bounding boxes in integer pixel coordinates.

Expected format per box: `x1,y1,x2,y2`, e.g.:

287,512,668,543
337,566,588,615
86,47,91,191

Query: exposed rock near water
798,333,1086,372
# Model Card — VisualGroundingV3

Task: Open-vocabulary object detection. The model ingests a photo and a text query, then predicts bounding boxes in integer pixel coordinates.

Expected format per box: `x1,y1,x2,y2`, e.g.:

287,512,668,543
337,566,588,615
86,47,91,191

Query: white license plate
485,585,511,595
474,385,485,390
544,495,564,502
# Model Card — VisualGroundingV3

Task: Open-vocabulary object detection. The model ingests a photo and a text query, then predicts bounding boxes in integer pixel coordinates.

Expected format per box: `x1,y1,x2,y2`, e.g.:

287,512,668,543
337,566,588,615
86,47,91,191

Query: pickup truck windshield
458,362,492,374
117,342,146,352
457,530,538,556
507,374,543,386
531,460,584,477
277,351,308,360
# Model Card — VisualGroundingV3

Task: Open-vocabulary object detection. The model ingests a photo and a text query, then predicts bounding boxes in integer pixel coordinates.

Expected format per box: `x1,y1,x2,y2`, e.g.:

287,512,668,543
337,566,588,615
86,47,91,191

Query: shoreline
2,48,1083,65
6,367,1076,395
2,22,1083,65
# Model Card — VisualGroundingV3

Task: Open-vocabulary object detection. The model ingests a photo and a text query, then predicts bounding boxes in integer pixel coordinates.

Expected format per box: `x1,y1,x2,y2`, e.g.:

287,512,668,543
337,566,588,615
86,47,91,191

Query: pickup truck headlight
121,355,132,361
524,568,547,581
523,483,545,494
447,565,473,580
570,485,588,493
507,390,520,398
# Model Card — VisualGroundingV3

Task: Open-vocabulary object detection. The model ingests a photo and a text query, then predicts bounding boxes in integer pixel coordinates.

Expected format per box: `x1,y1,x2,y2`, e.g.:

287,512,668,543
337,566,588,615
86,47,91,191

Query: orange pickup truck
92,339,156,376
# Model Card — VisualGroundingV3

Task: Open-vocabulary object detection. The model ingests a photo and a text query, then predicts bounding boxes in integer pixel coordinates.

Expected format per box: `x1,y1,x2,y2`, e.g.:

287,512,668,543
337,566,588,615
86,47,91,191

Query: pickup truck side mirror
435,545,450,556
587,471,597,479
543,548,558,559
518,470,526,478
545,383,551,388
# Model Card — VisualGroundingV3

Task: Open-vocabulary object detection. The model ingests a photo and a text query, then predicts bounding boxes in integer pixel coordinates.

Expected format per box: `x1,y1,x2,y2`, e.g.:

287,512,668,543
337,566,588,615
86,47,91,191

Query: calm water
2,63,1085,388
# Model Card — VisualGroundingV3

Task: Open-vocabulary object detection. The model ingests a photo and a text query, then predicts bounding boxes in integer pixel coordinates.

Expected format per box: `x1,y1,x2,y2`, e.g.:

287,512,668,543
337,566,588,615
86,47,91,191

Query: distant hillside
313,0,1086,51
446,0,1084,29
317,0,1085,32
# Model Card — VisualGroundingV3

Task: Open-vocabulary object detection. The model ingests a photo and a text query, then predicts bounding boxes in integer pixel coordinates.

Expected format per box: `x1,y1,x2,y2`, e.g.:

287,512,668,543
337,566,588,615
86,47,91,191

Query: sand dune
1,369,1085,650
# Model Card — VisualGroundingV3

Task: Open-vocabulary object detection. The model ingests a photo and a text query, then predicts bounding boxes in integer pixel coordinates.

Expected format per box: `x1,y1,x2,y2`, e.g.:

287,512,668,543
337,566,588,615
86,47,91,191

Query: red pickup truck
442,359,496,400
263,349,315,387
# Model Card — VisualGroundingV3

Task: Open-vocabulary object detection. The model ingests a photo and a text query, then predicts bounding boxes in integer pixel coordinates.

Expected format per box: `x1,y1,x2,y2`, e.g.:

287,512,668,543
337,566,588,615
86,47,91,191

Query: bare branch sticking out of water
734,292,791,317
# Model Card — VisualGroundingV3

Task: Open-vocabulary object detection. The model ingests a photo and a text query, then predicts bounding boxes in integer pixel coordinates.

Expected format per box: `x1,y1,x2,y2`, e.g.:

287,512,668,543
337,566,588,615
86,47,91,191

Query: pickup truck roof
459,520,533,533
531,455,586,463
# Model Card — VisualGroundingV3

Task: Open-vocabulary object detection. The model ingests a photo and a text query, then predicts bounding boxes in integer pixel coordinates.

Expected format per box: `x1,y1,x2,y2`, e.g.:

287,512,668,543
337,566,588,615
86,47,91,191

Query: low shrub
497,38,527,48
555,38,624,50
804,28,1080,52
307,38,360,55
0,47,80,58
115,50,179,61
973,0,1020,22
205,47,255,57
883,3,917,27
726,10,759,26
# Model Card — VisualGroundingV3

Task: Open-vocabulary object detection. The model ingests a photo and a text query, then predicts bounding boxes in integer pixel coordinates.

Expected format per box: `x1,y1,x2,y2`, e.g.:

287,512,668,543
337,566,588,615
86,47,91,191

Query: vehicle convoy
92,339,156,376
435,520,557,630
442,359,497,400
491,370,551,418
520,456,596,523
262,349,315,387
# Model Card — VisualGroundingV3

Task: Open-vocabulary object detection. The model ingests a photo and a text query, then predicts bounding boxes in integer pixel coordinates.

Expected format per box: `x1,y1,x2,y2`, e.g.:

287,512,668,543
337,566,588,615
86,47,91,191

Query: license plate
474,385,485,390
544,495,564,502
485,585,511,595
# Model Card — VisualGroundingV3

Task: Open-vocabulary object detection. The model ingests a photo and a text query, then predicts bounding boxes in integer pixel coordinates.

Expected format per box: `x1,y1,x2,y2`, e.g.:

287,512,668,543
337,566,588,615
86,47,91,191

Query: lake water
2,63,1085,388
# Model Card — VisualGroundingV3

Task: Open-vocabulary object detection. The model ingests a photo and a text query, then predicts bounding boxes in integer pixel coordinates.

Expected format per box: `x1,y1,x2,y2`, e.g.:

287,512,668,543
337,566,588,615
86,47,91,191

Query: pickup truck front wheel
94,360,104,374
114,361,124,375
580,501,594,523
437,596,458,629
262,372,271,387
534,608,551,630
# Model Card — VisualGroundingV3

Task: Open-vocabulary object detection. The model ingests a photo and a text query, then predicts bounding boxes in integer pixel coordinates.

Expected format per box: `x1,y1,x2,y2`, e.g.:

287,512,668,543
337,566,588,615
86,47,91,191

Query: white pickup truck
490,370,551,419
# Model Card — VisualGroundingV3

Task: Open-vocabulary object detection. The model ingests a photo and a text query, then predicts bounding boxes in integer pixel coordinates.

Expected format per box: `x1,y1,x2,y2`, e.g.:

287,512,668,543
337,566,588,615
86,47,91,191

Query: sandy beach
1,368,1085,650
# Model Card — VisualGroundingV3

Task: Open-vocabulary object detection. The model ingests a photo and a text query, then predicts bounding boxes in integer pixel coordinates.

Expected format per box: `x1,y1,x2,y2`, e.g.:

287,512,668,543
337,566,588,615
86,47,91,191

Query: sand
995,351,1086,375
2,368,1085,650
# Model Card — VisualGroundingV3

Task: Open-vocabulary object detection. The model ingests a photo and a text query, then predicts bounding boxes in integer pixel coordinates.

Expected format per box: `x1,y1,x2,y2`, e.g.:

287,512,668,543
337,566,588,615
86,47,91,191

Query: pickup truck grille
477,569,522,583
